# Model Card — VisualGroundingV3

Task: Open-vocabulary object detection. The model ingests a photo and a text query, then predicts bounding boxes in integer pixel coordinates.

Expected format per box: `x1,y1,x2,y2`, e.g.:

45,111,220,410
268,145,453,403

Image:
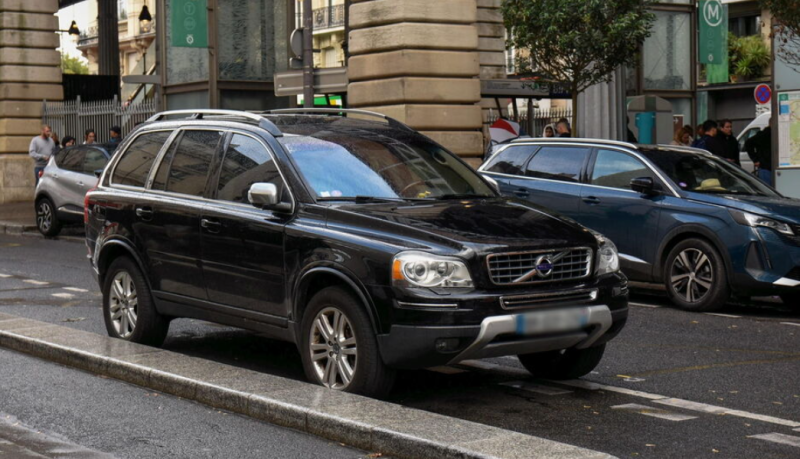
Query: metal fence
488,106,573,138
42,96,157,144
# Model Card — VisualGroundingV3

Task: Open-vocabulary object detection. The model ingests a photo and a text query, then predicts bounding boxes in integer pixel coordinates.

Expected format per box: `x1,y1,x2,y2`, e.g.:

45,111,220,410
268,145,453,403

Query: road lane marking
22,279,49,285
63,287,89,293
781,322,800,327
51,293,75,299
704,313,741,318
629,302,661,308
748,433,800,448
555,379,800,428
625,356,800,378
500,381,573,395
0,274,10,278
611,403,697,421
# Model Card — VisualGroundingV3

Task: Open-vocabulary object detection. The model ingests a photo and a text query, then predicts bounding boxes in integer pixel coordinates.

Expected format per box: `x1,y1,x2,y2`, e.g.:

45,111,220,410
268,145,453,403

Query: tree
502,0,655,136
61,54,89,75
759,0,800,69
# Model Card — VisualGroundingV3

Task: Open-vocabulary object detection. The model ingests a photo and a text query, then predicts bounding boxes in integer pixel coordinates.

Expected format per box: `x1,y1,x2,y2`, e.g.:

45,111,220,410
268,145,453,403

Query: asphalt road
1,233,798,459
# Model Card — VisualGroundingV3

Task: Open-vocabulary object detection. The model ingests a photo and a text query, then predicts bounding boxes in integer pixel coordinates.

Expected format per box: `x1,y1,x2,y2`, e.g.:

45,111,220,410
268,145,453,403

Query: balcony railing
313,5,345,30
78,21,98,46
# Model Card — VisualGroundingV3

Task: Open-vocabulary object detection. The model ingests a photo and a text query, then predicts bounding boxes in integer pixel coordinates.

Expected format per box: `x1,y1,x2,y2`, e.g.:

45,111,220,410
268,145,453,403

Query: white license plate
515,308,589,336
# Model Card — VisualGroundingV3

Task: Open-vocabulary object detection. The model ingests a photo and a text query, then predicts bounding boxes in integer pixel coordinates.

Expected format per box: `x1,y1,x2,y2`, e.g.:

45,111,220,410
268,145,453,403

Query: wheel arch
293,266,380,337
97,239,151,291
654,225,733,285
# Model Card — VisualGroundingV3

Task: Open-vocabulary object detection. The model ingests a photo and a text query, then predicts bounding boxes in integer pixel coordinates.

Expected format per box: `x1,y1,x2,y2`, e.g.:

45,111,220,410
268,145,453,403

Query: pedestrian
694,123,705,143
84,129,96,144
62,136,76,148
29,125,55,186
109,125,122,147
671,126,692,146
746,126,772,185
716,119,740,165
543,125,555,138
691,120,726,159
556,119,571,138
51,132,60,150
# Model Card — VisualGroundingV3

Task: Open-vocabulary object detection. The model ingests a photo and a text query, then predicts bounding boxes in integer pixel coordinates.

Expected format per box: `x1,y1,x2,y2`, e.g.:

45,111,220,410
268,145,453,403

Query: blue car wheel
664,238,729,311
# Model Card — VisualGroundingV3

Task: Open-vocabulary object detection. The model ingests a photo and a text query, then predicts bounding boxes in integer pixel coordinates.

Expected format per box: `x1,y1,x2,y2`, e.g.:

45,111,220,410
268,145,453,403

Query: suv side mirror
248,182,292,213
630,177,656,195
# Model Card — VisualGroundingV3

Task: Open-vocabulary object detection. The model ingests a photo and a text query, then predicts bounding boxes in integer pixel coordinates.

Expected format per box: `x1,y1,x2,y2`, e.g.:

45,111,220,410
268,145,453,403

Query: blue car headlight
729,210,794,236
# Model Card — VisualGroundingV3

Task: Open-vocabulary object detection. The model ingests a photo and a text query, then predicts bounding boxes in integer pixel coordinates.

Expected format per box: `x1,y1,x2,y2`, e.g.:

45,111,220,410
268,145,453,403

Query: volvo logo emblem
535,255,554,278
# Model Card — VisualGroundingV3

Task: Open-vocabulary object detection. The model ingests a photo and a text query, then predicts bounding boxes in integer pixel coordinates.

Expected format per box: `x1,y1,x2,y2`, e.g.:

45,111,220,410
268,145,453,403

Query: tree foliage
760,0,800,68
502,0,655,135
61,54,89,75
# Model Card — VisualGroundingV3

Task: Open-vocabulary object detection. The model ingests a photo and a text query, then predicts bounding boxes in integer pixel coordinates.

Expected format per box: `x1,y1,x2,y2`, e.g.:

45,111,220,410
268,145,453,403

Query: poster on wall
778,91,800,167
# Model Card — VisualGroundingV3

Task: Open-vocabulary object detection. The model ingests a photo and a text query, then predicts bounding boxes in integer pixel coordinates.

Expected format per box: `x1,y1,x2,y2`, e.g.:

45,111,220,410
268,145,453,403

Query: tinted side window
525,147,590,183
163,130,222,197
591,150,650,190
217,134,285,204
738,128,760,152
57,147,85,173
82,149,108,175
113,131,171,187
485,145,537,175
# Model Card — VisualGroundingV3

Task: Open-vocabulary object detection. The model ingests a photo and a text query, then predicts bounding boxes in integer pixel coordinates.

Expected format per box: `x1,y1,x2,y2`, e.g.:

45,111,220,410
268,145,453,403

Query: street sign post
171,0,208,48
754,84,772,105
699,0,727,65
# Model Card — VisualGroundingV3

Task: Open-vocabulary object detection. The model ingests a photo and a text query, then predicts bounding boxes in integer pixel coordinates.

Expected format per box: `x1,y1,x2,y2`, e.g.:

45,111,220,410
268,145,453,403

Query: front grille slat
486,247,593,285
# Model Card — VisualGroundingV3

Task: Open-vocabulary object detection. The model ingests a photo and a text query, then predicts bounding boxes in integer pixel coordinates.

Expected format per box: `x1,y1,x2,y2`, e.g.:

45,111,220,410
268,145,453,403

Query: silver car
35,145,111,236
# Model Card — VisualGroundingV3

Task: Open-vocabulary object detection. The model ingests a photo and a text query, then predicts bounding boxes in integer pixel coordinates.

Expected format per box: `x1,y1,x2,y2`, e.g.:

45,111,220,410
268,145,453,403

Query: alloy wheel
309,307,357,390
108,271,138,338
37,201,52,232
670,248,714,303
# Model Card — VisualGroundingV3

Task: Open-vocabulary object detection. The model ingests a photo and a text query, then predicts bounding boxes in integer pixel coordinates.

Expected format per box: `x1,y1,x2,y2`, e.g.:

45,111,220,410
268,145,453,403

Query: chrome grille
486,247,593,285
501,289,598,309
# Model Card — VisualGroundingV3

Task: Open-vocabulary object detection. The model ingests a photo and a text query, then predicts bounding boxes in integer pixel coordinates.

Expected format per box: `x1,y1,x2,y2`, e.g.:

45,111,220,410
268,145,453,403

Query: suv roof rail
264,108,416,132
512,137,638,149
653,144,712,155
146,110,283,137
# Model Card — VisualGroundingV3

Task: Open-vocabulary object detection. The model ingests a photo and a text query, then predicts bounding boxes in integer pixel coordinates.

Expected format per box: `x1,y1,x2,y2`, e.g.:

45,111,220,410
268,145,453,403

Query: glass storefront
643,10,692,91
217,0,276,81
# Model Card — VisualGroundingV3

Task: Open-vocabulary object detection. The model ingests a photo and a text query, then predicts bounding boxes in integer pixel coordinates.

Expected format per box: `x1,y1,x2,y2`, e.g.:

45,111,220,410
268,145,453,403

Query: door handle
200,218,221,233
514,188,530,197
582,196,601,205
135,207,153,221
77,181,84,187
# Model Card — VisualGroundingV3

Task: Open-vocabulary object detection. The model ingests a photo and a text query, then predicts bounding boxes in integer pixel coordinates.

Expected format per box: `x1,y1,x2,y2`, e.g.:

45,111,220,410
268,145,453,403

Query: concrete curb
0,222,37,235
0,313,616,459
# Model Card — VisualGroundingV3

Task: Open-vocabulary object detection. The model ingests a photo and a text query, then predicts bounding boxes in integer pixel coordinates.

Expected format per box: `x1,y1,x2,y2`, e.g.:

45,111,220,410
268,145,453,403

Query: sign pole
303,0,314,108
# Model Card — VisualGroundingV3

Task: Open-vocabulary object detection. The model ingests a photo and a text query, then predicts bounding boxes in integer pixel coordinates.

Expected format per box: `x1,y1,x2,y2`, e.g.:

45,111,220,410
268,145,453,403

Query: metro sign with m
699,0,727,65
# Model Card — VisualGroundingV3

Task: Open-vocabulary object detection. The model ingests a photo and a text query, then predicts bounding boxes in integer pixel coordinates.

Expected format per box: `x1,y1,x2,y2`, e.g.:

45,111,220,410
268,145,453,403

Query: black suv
85,109,628,397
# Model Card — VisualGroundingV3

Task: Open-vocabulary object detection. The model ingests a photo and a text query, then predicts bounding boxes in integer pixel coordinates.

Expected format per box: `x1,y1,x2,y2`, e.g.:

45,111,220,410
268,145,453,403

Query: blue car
479,138,800,311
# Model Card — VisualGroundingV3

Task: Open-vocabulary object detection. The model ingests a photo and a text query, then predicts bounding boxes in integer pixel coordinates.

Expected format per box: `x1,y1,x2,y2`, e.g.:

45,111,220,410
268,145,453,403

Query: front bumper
730,227,800,297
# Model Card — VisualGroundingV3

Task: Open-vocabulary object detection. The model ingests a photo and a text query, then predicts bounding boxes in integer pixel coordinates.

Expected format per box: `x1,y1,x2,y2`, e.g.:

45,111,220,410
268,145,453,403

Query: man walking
29,125,55,185
691,120,726,159
556,119,571,138
717,119,740,165
746,126,772,185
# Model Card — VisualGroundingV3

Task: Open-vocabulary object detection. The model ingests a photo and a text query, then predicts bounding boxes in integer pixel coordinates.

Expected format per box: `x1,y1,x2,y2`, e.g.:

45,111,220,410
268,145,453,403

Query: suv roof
506,137,714,157
144,108,414,137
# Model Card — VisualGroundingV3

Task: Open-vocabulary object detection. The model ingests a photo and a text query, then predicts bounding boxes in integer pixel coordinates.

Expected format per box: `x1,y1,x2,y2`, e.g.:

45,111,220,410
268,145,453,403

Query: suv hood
325,198,597,253
686,192,800,224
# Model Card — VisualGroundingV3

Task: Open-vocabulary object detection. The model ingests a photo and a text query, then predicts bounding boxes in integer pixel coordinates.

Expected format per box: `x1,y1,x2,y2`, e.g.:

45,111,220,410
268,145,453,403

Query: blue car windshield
641,148,778,197
280,133,495,201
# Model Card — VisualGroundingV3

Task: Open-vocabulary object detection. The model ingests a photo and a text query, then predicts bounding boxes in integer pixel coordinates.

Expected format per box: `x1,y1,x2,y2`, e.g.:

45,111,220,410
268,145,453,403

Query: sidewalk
0,201,36,234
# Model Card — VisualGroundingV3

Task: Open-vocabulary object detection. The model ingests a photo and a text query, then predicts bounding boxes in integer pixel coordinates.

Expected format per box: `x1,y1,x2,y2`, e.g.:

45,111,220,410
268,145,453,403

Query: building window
218,0,276,81
643,10,692,91
729,15,760,37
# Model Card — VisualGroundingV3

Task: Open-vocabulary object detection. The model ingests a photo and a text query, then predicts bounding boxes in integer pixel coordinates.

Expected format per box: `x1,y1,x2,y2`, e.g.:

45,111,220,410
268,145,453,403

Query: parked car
85,109,629,397
35,144,112,237
479,138,800,311
737,111,770,173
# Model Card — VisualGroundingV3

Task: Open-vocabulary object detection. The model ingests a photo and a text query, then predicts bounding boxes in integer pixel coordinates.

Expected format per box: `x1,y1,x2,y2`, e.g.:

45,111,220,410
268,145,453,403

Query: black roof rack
263,108,416,132
146,110,283,137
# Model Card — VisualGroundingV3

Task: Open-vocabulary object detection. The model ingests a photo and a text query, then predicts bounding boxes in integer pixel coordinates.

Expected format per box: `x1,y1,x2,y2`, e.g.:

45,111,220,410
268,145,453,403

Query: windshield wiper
316,196,405,203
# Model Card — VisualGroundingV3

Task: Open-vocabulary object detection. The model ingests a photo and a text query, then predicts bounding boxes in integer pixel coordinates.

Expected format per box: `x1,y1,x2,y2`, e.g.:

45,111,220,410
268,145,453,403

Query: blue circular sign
755,84,771,105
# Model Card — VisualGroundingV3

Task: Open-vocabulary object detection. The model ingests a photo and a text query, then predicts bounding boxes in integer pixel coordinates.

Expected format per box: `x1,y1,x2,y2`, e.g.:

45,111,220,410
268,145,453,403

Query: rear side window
82,149,108,175
56,147,85,173
216,134,286,204
113,131,171,187
156,130,222,197
484,145,537,175
525,147,590,183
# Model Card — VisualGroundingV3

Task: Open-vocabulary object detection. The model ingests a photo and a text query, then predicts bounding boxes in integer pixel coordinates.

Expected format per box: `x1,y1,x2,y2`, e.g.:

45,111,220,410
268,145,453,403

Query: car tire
779,292,800,307
518,344,606,380
664,238,729,312
35,197,62,237
299,286,395,398
102,257,169,346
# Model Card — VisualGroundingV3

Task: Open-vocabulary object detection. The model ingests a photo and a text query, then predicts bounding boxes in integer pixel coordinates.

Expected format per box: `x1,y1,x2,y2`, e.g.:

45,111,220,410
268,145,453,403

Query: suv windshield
280,130,495,201
640,148,778,197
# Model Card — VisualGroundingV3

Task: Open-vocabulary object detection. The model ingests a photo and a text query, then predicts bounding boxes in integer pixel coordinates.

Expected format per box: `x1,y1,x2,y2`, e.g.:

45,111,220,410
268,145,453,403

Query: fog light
435,338,460,353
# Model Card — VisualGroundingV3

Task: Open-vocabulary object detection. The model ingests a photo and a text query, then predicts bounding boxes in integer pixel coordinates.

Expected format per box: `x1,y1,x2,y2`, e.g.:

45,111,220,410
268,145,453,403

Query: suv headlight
592,231,620,275
729,209,794,236
391,252,474,288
